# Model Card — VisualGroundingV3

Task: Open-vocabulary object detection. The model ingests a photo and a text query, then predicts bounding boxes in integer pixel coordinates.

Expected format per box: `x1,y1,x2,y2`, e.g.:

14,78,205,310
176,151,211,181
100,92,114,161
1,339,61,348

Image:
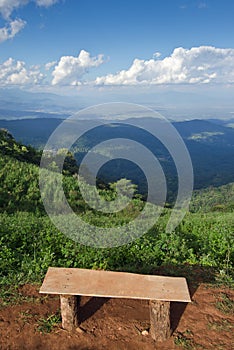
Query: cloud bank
95,46,234,86
0,47,234,87
0,57,44,85
52,50,105,85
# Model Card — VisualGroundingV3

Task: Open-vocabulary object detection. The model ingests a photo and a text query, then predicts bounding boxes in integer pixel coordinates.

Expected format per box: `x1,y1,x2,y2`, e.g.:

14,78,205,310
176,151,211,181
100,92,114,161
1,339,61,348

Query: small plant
215,293,234,315
37,312,61,333
208,319,233,332
0,285,35,308
18,311,34,325
174,330,195,349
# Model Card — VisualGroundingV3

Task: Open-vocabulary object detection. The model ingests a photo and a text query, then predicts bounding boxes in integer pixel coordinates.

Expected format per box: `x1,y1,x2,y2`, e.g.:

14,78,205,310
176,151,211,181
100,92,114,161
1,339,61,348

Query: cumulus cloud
0,18,25,42
0,57,44,85
52,50,105,85
95,46,234,86
2,46,234,88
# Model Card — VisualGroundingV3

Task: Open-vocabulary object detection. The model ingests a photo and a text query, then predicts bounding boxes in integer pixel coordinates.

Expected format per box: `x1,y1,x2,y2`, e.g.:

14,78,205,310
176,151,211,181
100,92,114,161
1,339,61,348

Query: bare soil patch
0,283,233,350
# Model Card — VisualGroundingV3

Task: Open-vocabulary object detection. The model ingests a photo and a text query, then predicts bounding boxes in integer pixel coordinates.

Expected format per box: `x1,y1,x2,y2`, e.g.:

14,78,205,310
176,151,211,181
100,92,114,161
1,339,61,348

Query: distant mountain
207,118,234,128
0,108,69,120
0,88,84,115
1,117,234,197
174,119,234,147
0,87,234,120
0,118,63,148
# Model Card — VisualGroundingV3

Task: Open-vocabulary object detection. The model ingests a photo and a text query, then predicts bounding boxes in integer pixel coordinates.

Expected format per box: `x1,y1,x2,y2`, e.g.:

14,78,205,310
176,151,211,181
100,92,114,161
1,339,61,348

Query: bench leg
60,295,80,331
149,300,171,342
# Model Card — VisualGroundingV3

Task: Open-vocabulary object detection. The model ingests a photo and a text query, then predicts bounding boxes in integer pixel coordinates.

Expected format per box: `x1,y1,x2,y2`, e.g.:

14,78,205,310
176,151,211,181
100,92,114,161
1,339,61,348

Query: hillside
0,131,233,283
0,131,233,350
0,128,41,165
190,182,234,212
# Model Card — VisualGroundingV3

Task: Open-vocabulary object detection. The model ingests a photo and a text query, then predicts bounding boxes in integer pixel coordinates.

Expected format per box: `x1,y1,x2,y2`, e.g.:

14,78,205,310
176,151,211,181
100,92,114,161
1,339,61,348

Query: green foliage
0,131,233,287
0,285,36,308
0,209,233,285
41,148,78,175
174,330,195,349
190,182,234,213
37,312,61,333
215,293,234,315
207,319,233,332
176,212,234,270
0,128,41,165
0,155,43,213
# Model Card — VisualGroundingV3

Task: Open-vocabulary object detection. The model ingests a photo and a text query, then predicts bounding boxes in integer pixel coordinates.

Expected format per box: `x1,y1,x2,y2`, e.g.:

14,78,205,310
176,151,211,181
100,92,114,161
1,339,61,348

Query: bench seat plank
39,267,191,302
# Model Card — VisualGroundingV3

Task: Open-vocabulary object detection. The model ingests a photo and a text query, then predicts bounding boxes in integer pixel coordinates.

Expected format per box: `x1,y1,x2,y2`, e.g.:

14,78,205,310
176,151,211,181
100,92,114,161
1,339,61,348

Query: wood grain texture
40,267,191,302
60,295,80,331
149,300,171,341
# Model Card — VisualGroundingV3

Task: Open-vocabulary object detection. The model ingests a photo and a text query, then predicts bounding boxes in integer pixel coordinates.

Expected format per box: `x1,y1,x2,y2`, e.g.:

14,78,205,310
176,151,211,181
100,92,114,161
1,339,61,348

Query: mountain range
1,116,234,201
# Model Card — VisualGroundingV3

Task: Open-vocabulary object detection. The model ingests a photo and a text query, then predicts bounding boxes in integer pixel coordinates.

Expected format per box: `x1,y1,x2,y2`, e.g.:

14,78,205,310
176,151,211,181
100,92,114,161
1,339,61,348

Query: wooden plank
39,267,191,302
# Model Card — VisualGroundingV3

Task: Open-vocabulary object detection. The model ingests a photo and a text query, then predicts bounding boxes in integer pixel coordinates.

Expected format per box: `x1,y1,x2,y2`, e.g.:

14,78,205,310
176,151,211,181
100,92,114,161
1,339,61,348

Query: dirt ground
0,283,233,350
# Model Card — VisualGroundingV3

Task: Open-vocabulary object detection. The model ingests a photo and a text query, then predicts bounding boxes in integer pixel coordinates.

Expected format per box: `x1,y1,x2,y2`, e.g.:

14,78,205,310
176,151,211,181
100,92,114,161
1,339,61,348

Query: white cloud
0,0,59,18
2,46,234,89
0,0,59,43
0,0,26,19
95,46,234,86
45,60,57,70
153,52,161,59
0,18,25,42
36,0,59,7
52,50,105,85
0,57,44,85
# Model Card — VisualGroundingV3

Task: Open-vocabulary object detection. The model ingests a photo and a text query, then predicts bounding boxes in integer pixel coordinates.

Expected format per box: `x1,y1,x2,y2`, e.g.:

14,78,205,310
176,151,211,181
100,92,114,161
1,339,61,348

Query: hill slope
0,131,233,287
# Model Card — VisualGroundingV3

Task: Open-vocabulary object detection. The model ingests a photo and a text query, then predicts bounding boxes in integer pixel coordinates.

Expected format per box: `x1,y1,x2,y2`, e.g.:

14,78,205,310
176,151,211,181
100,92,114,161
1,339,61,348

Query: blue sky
2,1,234,64
0,0,234,111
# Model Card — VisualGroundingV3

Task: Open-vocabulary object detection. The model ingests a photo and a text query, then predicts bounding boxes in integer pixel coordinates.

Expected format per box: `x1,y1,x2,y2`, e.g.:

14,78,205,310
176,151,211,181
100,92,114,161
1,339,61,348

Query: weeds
37,312,61,333
208,319,233,332
174,330,195,349
0,285,35,308
215,293,234,315
18,311,34,325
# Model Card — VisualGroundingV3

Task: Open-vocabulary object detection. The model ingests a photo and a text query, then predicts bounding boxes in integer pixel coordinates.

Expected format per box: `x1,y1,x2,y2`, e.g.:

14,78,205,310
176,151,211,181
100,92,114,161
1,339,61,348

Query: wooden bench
40,267,191,342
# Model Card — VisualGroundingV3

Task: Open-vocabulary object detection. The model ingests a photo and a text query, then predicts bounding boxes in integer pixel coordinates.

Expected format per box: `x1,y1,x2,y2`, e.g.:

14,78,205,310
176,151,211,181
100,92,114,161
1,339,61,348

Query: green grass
37,312,61,333
174,330,195,349
18,311,35,325
207,319,233,332
215,293,234,315
0,284,47,308
0,285,35,308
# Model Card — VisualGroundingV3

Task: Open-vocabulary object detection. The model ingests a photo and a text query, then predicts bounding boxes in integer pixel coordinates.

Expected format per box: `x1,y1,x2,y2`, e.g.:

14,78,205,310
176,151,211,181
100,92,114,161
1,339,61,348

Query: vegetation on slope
0,130,233,288
190,182,234,212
